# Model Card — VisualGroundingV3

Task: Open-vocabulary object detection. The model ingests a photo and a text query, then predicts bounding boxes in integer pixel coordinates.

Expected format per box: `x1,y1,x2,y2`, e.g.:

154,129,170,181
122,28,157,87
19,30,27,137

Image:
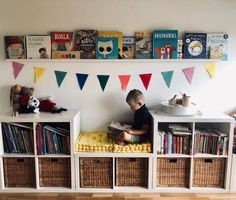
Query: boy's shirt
132,104,151,132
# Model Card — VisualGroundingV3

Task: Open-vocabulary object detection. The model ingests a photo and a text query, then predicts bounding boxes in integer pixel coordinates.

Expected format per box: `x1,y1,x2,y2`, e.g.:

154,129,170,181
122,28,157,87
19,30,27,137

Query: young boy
118,89,151,145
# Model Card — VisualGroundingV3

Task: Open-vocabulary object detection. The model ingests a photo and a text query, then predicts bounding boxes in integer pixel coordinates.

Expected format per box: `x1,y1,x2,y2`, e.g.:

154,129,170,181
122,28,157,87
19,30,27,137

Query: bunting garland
76,73,89,90
97,75,110,91
182,67,195,84
34,67,46,83
118,75,131,91
205,62,216,79
54,70,67,87
139,73,152,90
161,70,174,88
12,62,24,79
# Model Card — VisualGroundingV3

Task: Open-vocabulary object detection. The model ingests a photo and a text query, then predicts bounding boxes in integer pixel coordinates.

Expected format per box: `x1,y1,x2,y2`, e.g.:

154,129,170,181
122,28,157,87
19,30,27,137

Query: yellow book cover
98,31,122,58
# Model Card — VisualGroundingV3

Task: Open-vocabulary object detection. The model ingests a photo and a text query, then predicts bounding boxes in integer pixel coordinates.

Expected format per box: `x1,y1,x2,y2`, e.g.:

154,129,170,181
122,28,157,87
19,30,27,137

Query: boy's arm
125,124,149,135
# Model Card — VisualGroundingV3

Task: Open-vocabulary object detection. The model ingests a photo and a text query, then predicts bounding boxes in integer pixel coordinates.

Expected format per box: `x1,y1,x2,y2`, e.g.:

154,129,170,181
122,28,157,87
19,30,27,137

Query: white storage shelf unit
151,110,234,193
0,110,80,192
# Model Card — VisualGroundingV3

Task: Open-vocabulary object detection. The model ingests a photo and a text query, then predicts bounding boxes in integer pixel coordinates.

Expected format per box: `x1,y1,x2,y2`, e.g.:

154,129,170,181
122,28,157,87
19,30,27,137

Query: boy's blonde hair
126,89,144,103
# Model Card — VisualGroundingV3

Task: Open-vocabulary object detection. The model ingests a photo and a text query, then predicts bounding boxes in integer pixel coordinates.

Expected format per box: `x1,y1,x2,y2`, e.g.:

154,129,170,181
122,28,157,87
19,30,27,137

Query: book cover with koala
26,35,51,59
74,30,98,59
207,33,228,60
122,37,135,59
153,30,178,59
98,31,122,59
96,37,118,59
51,32,80,59
184,33,207,59
135,32,152,59
5,36,26,59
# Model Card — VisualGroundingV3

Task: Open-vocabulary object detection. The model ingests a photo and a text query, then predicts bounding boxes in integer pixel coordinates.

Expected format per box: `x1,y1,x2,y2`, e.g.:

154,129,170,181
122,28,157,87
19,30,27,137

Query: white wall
0,0,236,131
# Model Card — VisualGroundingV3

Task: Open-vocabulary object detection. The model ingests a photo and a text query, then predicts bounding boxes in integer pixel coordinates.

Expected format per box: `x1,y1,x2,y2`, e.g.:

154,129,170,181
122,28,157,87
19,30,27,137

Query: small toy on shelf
168,92,191,107
10,84,22,116
38,96,67,113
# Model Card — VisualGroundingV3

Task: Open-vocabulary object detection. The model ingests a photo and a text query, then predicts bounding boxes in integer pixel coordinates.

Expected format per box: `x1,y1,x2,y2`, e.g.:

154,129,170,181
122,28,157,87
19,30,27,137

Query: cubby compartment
193,158,226,188
39,157,71,187
115,157,148,187
194,123,230,156
79,157,113,188
157,122,193,155
1,122,34,154
3,157,36,187
156,158,190,187
36,122,70,155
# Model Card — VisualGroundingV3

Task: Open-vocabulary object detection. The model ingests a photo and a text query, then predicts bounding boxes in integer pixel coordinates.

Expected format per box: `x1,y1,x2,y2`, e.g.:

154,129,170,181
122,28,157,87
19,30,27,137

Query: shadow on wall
0,85,11,114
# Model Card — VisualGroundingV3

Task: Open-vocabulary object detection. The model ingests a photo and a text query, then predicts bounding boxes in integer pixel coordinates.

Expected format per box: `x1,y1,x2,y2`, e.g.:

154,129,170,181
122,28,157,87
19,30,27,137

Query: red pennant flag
118,75,131,91
139,73,152,90
12,62,24,79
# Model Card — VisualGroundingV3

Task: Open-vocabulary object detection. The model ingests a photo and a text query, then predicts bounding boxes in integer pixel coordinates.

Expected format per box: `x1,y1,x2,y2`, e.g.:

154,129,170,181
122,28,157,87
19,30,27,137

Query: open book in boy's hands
107,121,131,140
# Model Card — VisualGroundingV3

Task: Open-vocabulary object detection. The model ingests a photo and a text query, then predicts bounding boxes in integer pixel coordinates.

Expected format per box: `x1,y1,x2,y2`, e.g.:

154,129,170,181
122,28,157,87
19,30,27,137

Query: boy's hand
124,128,133,134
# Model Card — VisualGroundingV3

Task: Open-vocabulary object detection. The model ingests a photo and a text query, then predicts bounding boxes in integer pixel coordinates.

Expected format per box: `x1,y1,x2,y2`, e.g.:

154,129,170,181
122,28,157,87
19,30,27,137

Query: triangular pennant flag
97,75,110,91
118,75,131,91
139,73,152,90
12,61,24,79
76,73,89,90
34,67,46,83
54,70,67,87
161,70,174,88
205,62,216,79
182,67,195,84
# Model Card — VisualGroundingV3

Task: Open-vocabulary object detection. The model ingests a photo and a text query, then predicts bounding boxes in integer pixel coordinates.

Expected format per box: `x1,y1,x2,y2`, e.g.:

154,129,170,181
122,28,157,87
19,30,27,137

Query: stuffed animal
19,87,35,114
38,96,67,113
28,96,40,113
10,84,22,116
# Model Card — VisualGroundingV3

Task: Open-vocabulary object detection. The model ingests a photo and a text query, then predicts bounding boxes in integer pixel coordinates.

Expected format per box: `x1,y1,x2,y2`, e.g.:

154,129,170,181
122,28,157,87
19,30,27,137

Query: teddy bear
19,87,36,114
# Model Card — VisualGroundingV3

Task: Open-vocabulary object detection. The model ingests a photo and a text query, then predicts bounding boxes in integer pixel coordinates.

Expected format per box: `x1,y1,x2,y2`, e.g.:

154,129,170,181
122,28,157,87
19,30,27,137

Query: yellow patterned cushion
75,132,152,153
75,132,113,152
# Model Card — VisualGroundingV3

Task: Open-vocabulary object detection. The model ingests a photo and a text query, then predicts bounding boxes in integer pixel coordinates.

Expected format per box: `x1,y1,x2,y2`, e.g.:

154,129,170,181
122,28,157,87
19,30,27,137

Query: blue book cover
96,37,118,59
42,127,47,154
153,30,178,59
168,133,172,154
2,123,14,153
184,33,207,59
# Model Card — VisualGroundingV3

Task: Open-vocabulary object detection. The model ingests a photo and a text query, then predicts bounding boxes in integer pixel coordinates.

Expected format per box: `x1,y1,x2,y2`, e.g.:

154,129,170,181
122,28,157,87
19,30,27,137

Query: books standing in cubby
51,32,80,59
26,35,51,59
157,124,192,155
1,123,34,154
36,123,70,155
194,128,228,155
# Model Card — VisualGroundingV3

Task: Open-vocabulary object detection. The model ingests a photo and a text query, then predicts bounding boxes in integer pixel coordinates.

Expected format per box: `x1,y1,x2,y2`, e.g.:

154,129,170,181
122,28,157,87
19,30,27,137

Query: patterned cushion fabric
75,132,152,153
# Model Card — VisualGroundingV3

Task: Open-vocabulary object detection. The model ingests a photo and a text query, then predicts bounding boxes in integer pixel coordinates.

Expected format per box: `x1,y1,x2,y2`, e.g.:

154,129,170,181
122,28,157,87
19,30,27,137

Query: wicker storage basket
79,157,113,188
116,158,148,187
39,158,71,187
3,158,36,187
157,158,190,187
193,158,226,187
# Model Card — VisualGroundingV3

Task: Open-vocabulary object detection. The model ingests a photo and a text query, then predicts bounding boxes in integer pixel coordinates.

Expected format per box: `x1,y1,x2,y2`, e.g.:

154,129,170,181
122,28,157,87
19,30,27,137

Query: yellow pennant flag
34,67,46,83
204,62,216,79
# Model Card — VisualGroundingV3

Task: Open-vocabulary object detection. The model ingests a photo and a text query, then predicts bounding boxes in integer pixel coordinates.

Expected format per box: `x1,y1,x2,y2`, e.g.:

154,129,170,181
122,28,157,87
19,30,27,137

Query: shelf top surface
5,58,221,63
0,110,80,122
150,110,234,122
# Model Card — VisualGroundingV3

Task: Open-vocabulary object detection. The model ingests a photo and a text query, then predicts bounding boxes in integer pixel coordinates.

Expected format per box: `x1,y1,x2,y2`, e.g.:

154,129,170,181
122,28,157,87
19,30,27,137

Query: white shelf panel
154,187,191,193
0,110,79,123
74,152,152,157
156,154,191,158
193,154,228,158
1,153,35,157
113,186,149,191
37,154,71,158
5,58,221,63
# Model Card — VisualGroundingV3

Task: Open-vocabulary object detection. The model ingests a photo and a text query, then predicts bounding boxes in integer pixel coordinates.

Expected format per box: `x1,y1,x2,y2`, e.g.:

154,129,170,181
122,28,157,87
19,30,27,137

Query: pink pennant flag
12,62,24,79
139,73,152,90
182,67,195,84
118,75,131,91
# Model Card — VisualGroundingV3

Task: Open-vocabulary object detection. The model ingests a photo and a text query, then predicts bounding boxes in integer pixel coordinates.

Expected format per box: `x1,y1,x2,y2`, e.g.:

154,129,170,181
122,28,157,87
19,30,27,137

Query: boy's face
127,100,143,111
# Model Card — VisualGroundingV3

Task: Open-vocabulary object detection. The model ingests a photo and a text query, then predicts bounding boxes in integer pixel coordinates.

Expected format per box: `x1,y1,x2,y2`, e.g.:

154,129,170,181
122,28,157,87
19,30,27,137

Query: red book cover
180,136,183,154
36,123,43,155
174,136,177,153
51,32,74,51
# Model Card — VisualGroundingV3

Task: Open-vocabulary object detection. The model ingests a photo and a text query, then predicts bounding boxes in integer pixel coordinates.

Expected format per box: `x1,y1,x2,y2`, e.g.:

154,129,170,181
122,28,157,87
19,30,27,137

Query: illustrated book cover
135,32,152,59
96,37,118,59
153,30,178,59
5,36,26,59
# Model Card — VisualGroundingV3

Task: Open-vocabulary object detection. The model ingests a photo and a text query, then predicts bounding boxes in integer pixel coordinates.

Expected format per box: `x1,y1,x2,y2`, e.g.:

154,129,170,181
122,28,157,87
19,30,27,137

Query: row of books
4,30,228,60
1,123,34,154
36,123,70,155
157,124,192,154
194,128,228,156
